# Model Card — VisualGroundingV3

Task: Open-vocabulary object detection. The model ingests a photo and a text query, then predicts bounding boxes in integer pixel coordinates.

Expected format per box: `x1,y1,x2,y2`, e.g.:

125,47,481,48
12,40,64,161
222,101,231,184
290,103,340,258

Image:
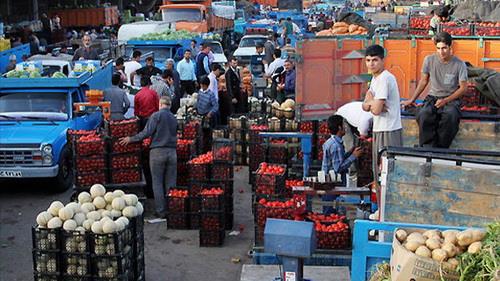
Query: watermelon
29,70,42,78
52,72,67,78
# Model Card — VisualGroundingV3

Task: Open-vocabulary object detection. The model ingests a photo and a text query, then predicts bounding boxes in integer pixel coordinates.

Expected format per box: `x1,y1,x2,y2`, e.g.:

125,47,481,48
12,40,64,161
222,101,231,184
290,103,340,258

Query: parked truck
0,62,113,191
160,0,235,33
0,44,30,74
48,6,119,27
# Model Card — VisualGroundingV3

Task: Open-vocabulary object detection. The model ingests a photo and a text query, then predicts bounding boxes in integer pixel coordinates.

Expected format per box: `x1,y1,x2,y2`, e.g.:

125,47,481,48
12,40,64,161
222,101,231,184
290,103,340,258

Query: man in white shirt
362,44,403,177
336,101,373,138
263,49,285,78
124,50,142,86
208,63,223,125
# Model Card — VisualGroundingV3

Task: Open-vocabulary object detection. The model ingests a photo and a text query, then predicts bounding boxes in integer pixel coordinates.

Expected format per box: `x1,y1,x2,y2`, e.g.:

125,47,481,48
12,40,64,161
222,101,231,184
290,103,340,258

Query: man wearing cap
6,55,17,72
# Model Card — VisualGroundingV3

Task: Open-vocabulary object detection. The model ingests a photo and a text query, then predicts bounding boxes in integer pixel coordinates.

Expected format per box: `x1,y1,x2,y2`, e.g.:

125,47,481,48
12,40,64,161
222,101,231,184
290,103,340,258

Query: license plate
0,170,23,178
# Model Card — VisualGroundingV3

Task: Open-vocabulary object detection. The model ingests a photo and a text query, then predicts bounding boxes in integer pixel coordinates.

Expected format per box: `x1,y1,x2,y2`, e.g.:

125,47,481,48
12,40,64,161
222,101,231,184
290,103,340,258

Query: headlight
43,155,53,165
42,145,52,155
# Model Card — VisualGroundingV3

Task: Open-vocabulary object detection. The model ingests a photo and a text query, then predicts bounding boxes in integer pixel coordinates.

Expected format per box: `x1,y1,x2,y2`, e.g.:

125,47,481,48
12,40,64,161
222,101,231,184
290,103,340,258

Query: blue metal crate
350,220,466,281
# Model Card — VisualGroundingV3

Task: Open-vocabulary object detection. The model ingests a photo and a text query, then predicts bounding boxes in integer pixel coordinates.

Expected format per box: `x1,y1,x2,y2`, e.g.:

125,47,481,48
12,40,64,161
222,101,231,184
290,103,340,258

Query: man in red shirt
135,76,159,129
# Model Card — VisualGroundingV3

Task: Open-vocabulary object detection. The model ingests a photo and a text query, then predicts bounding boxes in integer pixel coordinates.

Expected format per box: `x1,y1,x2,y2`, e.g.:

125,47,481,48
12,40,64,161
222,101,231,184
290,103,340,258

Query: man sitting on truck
401,32,467,148
72,34,99,61
104,73,130,120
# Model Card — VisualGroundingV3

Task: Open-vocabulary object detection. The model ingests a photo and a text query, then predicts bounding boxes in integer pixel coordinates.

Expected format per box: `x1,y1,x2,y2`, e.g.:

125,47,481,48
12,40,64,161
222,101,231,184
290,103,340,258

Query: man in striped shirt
196,76,219,128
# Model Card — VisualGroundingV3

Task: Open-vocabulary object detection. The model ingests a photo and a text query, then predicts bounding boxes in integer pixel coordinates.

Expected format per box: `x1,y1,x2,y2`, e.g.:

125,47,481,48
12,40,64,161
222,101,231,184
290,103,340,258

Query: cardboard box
390,228,459,281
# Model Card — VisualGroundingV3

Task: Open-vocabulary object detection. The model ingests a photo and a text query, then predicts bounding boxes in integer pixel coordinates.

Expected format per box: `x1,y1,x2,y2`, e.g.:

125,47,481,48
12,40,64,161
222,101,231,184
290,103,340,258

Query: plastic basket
89,229,132,256
212,126,229,139
177,139,196,160
255,164,286,187
109,138,141,154
33,272,60,281
61,253,91,277
110,168,142,184
188,163,210,181
255,201,295,228
91,253,132,279
33,250,61,274
109,153,141,170
32,227,60,251
199,229,225,247
211,163,234,181
167,194,189,213
167,213,189,229
105,118,139,138
181,120,201,140
475,25,500,36
61,230,90,253
315,224,351,250
228,115,247,129
74,137,105,156
74,155,106,173
212,138,235,163
229,129,247,142
201,193,225,212
74,170,108,189
441,24,473,36
200,212,225,231
177,162,190,186
189,212,200,229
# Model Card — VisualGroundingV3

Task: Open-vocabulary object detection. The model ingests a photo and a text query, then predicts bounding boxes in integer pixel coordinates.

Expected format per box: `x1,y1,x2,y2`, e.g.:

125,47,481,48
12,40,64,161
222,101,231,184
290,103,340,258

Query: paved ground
0,166,255,281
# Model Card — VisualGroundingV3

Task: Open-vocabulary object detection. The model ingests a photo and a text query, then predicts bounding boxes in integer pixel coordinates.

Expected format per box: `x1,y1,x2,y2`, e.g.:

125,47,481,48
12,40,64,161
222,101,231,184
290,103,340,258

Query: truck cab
125,39,196,69
0,62,112,191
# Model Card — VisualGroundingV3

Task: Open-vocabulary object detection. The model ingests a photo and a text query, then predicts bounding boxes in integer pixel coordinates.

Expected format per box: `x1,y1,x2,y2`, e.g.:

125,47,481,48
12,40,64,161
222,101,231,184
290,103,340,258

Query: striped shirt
196,89,219,115
321,135,356,185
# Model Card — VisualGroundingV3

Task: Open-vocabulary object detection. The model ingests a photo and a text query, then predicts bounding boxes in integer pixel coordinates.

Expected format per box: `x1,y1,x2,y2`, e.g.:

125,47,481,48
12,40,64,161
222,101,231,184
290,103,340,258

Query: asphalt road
0,166,255,281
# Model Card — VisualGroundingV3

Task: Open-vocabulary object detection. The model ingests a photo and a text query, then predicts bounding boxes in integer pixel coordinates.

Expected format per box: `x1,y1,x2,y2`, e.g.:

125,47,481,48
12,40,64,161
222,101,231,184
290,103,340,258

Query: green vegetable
368,262,391,281
29,70,41,78
52,72,67,78
131,30,200,41
456,221,499,281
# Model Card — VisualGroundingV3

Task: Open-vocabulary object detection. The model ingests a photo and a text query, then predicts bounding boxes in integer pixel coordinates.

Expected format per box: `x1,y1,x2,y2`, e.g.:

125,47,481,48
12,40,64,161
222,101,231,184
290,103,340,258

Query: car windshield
125,47,173,62
163,8,202,22
208,42,223,54
235,10,245,20
239,37,267,48
0,92,69,121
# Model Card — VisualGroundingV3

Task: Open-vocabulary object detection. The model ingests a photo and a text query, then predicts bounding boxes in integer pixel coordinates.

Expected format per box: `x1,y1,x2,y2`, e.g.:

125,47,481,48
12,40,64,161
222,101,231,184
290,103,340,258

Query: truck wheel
52,146,73,192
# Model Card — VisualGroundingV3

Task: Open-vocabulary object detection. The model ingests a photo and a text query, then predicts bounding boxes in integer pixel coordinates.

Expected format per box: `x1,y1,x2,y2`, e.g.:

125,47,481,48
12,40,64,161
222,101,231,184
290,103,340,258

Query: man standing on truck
124,50,142,86
362,44,403,177
196,43,211,80
104,73,131,120
120,96,177,220
134,76,160,130
72,34,99,61
177,49,197,97
131,57,162,86
401,32,467,148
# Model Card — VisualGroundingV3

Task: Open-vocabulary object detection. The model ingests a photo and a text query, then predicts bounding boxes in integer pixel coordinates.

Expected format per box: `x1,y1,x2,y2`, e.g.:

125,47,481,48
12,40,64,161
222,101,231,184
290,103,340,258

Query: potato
447,258,459,270
415,246,432,258
404,240,422,252
395,229,408,242
423,230,441,239
457,230,474,246
471,229,485,242
467,241,482,254
442,230,459,245
407,232,426,245
441,242,457,258
432,249,448,262
425,238,441,250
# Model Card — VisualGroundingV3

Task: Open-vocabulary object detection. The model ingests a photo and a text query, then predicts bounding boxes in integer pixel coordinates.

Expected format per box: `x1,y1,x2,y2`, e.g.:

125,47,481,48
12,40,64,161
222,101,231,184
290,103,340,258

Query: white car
232,35,267,65
206,41,228,65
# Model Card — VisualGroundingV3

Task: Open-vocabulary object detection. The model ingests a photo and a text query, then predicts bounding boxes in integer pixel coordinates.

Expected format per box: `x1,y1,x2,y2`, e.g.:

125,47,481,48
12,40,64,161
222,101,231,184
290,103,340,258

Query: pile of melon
396,228,485,270
316,22,368,37
36,184,143,235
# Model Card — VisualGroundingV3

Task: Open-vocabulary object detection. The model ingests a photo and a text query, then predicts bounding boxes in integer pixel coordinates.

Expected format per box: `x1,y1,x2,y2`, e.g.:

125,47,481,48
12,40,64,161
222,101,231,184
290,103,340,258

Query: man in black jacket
120,96,177,219
225,57,246,113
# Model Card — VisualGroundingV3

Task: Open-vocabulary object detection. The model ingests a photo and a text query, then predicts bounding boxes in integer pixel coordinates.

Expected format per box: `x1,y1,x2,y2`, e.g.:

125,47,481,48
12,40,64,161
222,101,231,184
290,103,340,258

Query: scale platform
240,265,351,281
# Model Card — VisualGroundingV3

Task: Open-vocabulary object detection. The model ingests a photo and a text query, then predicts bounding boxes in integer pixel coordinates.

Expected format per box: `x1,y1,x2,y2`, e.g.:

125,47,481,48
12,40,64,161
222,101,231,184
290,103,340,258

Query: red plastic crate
110,138,141,154
74,155,106,173
167,194,189,213
75,171,107,188
167,213,189,229
200,212,225,231
315,223,351,250
211,163,234,180
255,199,295,228
201,193,225,212
110,168,141,184
188,163,210,181
74,138,105,156
110,153,141,169
106,118,139,138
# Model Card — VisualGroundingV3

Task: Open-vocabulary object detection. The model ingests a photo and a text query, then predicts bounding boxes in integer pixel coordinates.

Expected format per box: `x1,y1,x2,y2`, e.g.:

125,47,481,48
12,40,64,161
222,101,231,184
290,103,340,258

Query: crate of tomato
110,168,142,184
167,188,189,213
249,124,268,143
188,152,213,181
74,155,106,174
109,137,141,154
73,133,106,156
255,198,296,228
211,163,234,181
74,170,107,188
212,138,235,163
109,153,141,170
255,163,286,188
181,120,201,140
440,22,473,36
200,187,225,211
314,220,351,250
105,118,139,138
474,22,500,36
177,139,196,160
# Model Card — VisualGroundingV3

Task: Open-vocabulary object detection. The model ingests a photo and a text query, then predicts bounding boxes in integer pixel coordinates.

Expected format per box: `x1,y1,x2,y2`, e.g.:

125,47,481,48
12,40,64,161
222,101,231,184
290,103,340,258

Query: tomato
108,119,139,138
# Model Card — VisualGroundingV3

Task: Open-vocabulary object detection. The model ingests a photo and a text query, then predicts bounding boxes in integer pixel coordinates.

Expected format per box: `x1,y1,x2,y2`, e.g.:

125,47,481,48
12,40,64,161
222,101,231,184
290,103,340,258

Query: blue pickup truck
0,62,112,191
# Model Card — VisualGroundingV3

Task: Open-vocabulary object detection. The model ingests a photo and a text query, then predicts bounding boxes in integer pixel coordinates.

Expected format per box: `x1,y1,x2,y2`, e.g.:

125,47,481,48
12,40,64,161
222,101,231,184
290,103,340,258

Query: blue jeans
149,147,177,216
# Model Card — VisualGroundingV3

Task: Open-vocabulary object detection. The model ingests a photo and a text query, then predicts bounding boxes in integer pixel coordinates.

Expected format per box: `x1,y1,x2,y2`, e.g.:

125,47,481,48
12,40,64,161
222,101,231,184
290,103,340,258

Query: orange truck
160,0,234,33
48,6,119,27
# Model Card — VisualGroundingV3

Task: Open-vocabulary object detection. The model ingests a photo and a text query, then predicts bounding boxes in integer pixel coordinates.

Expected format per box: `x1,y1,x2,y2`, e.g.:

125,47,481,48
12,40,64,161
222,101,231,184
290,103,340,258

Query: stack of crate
32,215,145,281
176,139,196,186
248,124,269,186
212,138,235,230
166,188,190,229
70,130,108,189
187,152,213,229
105,119,142,185
199,187,225,247
228,115,248,165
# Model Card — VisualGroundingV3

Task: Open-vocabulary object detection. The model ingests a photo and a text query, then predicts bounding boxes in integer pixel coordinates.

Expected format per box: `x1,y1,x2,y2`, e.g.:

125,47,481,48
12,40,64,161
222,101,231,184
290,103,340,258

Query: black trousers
180,80,196,97
416,95,461,148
